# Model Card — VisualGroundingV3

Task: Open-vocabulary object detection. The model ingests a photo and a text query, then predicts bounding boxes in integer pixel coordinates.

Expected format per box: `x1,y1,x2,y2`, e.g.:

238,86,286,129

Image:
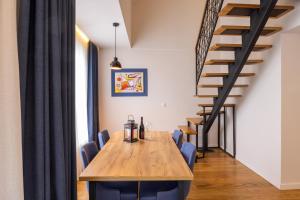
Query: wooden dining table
79,131,193,200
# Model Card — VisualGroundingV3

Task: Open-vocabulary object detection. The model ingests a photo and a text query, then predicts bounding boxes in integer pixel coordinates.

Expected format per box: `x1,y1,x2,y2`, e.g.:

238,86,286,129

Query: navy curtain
87,42,99,144
17,0,77,200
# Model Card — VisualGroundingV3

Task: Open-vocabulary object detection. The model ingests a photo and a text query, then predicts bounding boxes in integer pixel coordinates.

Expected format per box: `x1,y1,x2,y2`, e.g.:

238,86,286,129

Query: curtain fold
87,42,99,144
17,0,77,199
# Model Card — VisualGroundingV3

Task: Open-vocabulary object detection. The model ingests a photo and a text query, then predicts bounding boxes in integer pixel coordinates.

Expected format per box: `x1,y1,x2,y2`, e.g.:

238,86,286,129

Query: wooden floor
77,150,300,200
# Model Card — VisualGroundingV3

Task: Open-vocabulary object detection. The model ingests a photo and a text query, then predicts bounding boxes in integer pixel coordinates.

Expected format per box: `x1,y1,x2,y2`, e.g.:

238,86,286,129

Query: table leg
89,182,96,200
138,181,140,200
187,121,191,142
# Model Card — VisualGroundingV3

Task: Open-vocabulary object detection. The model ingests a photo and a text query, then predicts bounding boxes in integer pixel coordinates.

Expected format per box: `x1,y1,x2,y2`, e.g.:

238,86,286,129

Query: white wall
232,1,300,189
99,48,198,132
0,0,24,199
98,0,220,146
236,43,282,188
281,31,300,190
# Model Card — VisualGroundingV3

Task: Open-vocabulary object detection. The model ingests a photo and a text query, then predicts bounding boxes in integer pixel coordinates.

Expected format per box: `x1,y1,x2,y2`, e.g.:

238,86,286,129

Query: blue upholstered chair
172,130,183,149
98,129,110,149
81,142,99,169
81,142,99,191
140,142,196,200
180,142,197,198
81,142,138,200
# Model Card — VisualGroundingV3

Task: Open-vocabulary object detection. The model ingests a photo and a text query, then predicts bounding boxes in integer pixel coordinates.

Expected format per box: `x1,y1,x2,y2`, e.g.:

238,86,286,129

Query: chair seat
121,192,138,200
102,182,138,200
140,181,177,200
157,187,179,200
140,186,179,200
102,181,138,193
140,196,156,200
96,184,120,200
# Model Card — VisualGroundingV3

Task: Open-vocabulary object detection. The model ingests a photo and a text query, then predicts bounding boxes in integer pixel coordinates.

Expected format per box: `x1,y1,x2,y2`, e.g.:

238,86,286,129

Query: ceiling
76,0,130,48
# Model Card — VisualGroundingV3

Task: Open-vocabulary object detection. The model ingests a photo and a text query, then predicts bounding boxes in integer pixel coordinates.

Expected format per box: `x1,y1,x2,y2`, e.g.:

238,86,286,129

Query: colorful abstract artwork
111,68,148,96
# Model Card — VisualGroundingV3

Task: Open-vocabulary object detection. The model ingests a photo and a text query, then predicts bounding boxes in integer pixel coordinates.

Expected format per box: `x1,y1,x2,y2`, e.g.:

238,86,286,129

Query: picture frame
111,68,148,97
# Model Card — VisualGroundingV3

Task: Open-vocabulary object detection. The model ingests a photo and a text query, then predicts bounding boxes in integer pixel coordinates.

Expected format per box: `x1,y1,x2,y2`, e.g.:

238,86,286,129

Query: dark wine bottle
139,117,145,139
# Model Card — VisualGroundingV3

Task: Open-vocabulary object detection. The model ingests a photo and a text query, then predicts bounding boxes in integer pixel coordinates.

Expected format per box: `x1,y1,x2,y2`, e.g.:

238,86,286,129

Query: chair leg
195,125,199,162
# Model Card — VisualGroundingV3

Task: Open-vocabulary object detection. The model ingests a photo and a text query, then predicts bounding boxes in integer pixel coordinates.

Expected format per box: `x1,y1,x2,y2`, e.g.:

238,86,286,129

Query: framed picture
111,68,148,97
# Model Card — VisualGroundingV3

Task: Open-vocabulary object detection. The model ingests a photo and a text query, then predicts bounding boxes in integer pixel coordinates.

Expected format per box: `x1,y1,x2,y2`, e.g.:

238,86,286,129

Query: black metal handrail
195,0,224,95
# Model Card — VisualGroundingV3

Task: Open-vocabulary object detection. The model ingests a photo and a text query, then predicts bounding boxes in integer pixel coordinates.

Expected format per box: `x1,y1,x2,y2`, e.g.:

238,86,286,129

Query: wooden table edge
79,131,194,182
79,175,194,182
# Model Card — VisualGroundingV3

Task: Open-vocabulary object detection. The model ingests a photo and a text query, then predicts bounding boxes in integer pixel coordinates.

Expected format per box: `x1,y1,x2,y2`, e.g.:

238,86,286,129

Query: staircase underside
205,59,263,65
195,94,242,98
198,84,248,88
201,72,255,78
209,43,272,52
214,25,282,36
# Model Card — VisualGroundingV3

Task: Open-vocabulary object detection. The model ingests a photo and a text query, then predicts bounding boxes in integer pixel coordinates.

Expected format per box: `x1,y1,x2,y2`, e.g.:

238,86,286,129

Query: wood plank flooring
77,150,300,200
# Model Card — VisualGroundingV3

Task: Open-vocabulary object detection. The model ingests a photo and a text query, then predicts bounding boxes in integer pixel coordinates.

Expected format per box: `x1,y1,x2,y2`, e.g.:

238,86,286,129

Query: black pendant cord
111,22,121,69
114,25,117,58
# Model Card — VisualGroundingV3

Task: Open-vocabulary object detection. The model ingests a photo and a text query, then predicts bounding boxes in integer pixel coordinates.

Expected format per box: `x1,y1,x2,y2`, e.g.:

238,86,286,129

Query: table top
79,131,193,181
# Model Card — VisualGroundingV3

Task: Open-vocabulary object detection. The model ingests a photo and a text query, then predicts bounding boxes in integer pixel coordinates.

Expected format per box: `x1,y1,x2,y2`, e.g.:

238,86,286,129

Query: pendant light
110,22,122,70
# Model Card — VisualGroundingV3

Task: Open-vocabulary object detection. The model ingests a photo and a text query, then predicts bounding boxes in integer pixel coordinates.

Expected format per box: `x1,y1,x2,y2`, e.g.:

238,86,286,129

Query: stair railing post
233,105,236,158
202,106,208,155
224,106,227,152
218,112,221,148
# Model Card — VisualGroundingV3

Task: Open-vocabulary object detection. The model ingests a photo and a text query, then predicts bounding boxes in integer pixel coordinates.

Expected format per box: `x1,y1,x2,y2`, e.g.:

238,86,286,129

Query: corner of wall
119,0,133,47
0,0,24,199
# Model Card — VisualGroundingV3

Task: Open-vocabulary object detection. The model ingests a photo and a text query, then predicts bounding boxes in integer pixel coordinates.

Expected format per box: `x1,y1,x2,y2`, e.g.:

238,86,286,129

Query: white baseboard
280,183,300,190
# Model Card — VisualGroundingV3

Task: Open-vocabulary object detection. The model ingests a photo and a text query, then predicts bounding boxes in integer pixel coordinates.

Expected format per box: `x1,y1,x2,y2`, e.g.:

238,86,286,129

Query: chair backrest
172,130,183,149
98,129,110,149
180,142,196,198
81,142,99,168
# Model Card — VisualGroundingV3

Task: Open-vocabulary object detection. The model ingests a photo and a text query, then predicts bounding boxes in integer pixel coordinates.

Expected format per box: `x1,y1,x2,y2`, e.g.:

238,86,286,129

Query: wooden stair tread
209,43,272,52
198,103,235,107
186,117,203,125
214,25,282,36
205,59,263,65
197,110,225,116
219,3,294,19
195,94,242,98
201,72,255,77
178,125,197,135
196,151,204,158
198,84,248,88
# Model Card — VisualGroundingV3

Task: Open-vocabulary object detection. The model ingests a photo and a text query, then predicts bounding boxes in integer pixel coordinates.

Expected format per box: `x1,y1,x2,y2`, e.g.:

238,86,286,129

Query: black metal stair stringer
203,0,279,134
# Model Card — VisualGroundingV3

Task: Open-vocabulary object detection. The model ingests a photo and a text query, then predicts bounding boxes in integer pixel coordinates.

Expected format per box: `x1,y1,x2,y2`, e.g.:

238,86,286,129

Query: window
75,26,89,176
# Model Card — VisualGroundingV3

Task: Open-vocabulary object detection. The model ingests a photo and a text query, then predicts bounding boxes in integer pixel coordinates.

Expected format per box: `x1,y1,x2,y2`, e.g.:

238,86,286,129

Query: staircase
178,0,294,159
